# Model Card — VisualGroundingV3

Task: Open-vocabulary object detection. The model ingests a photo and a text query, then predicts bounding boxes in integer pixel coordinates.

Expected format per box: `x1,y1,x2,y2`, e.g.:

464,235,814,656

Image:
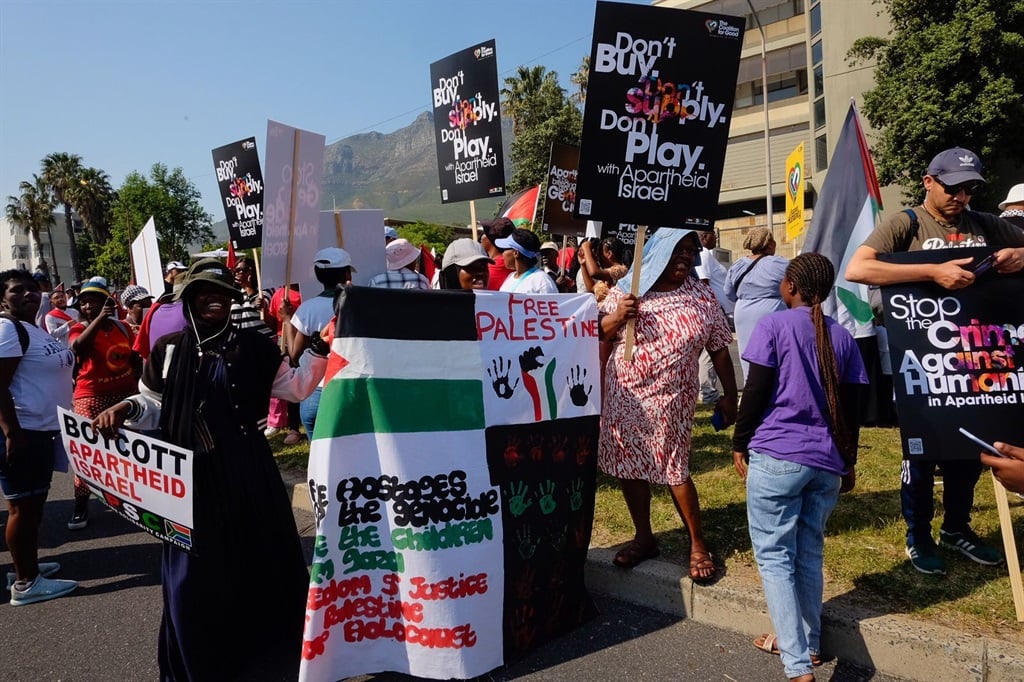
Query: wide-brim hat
386,239,420,270
999,183,1024,211
174,258,243,302
442,238,494,270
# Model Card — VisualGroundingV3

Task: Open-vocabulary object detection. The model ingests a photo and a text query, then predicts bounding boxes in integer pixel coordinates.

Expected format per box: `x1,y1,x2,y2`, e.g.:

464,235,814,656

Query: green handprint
517,527,538,559
538,481,557,515
506,481,533,517
570,478,583,511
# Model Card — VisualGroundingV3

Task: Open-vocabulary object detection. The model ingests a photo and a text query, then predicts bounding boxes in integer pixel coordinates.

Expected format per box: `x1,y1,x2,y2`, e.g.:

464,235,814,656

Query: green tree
72,167,115,243
848,0,1024,204
570,55,590,105
97,164,214,285
5,175,57,280
41,152,85,283
396,221,456,254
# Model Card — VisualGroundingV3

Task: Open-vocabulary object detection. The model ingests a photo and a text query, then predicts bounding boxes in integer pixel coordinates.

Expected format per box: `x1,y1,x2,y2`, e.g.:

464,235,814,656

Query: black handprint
567,365,593,406
487,356,519,399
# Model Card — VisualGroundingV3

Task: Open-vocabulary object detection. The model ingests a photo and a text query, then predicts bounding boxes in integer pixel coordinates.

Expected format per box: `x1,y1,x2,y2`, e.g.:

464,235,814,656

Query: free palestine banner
575,1,744,228
542,142,587,236
299,287,601,681
878,251,1024,460
211,136,265,250
430,40,507,205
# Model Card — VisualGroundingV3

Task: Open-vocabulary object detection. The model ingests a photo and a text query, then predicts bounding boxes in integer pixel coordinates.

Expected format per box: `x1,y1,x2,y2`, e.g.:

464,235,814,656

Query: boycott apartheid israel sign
430,40,506,204
299,287,600,681
542,142,587,236
879,249,1024,460
58,408,195,552
212,137,265,250
575,1,744,228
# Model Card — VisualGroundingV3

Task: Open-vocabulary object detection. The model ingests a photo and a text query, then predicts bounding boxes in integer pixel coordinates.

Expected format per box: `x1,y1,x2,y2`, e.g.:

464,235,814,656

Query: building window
810,3,822,37
813,98,826,130
734,69,808,108
815,134,829,171
11,245,28,260
813,65,824,98
811,40,823,65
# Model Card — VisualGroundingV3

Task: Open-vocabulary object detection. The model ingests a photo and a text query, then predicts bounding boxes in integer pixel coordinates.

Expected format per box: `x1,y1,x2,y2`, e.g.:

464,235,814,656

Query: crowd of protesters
3,148,1024,682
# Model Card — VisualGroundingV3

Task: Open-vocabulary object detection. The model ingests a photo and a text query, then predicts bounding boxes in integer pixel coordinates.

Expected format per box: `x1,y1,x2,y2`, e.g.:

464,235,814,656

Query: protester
67,277,139,530
0,269,78,605
725,227,788,382
731,253,866,682
539,241,572,292
479,217,516,291
496,228,559,294
229,256,272,337
577,236,628,302
439,238,492,290
998,183,1024,231
694,229,734,407
32,272,53,326
93,258,328,680
163,260,186,297
981,443,1024,494
290,248,354,439
846,146,1024,575
264,283,303,441
384,225,398,243
132,274,187,361
369,239,429,289
598,229,737,583
118,285,153,335
44,285,80,345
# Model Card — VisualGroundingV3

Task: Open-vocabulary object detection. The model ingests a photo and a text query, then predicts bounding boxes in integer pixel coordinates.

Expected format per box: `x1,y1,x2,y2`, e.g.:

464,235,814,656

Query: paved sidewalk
283,467,1024,681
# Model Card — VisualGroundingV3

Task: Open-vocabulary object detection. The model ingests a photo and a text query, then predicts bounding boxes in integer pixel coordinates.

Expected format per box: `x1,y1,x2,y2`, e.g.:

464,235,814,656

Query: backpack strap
903,208,920,245
0,313,30,355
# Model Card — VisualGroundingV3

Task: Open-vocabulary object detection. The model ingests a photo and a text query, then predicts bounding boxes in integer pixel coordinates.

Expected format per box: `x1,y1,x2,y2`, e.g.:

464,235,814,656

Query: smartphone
958,427,1004,457
969,254,996,276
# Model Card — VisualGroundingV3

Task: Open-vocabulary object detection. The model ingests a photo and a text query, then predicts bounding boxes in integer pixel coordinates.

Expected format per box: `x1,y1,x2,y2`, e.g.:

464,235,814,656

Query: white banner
130,216,163,298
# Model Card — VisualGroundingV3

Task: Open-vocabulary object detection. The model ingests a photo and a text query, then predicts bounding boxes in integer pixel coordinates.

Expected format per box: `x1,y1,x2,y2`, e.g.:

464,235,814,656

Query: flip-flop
689,550,720,585
612,540,660,569
753,633,823,666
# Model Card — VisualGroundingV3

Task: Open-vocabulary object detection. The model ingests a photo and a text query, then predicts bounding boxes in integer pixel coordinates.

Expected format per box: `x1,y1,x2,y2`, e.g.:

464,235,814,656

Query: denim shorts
0,430,58,500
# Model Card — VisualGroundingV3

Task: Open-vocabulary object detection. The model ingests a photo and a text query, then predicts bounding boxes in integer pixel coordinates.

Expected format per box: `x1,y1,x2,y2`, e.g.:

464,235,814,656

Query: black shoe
67,509,89,531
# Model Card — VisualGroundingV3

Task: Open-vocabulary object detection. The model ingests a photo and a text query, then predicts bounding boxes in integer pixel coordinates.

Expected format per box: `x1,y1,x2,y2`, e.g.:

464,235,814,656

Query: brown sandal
753,633,823,666
612,540,660,569
689,550,719,584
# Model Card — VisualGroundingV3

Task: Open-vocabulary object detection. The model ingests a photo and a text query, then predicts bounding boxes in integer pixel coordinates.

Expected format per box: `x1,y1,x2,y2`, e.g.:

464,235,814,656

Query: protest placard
879,249,1024,460
58,408,195,552
300,288,600,680
261,121,326,296
130,216,163,297
212,137,265,251
575,1,744,228
318,209,386,287
429,40,507,206
542,142,587,236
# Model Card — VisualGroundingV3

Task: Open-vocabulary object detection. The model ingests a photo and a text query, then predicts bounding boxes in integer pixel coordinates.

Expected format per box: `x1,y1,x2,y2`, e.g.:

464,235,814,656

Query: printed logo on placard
908,438,924,455
474,45,495,60
442,189,449,201
241,140,255,150
579,199,592,216
788,163,801,199
705,16,741,38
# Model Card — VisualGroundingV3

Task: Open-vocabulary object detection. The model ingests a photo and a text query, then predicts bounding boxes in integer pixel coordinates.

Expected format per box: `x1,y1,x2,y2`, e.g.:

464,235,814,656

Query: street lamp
745,0,774,234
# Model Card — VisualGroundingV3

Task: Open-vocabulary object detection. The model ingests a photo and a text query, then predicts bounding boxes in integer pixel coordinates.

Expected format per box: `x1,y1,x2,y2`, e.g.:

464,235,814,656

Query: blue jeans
900,457,981,547
746,450,841,679
299,387,322,438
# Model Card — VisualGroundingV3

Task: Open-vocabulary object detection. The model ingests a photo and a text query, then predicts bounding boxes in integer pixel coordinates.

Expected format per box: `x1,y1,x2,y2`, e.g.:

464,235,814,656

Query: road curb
285,474,1024,681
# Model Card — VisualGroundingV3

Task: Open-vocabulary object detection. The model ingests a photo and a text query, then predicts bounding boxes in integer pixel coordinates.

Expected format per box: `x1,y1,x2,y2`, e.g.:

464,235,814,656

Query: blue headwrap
617,228,702,297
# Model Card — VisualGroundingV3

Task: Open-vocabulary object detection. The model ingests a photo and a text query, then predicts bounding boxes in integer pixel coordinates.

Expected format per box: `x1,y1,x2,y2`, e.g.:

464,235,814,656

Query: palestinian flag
802,102,883,324
497,184,541,229
300,287,601,681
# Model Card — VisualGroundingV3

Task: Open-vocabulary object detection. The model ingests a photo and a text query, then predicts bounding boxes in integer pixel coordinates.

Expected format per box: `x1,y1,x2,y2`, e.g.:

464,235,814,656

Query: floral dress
598,278,732,485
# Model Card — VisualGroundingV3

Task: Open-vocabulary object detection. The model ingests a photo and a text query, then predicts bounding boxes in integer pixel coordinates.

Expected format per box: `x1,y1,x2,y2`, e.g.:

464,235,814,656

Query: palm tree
72,167,115,242
570,56,590,105
41,152,84,283
5,175,58,281
501,65,562,136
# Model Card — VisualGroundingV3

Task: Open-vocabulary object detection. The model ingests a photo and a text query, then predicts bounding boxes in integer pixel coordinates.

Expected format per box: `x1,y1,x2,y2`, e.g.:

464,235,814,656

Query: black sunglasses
936,179,982,197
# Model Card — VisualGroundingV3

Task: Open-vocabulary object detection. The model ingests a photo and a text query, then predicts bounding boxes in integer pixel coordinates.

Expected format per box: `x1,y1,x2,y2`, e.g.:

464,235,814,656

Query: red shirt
69,320,137,399
267,286,302,335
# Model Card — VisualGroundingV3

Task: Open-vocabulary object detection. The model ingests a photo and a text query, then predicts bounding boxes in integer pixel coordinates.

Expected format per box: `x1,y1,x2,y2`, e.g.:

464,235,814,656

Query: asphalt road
1,469,902,681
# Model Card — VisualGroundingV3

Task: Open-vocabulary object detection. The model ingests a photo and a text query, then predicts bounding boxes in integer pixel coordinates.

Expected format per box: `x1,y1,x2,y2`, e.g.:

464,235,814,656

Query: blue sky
0,0,645,218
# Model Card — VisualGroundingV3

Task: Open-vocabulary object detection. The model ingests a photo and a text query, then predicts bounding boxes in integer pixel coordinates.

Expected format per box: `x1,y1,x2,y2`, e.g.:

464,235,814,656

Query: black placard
542,142,587,236
430,40,507,204
575,2,744,228
211,137,264,250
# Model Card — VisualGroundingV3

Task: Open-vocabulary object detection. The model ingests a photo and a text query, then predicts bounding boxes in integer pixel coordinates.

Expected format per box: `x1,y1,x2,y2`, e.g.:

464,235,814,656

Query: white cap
165,260,187,273
313,247,356,271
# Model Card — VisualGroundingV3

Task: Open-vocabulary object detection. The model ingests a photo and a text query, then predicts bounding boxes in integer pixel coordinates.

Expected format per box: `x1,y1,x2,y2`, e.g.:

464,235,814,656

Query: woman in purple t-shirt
731,253,867,682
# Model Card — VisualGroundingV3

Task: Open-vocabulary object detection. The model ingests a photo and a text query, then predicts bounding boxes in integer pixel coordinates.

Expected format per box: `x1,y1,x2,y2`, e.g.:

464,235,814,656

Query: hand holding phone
969,254,996,276
958,427,1005,457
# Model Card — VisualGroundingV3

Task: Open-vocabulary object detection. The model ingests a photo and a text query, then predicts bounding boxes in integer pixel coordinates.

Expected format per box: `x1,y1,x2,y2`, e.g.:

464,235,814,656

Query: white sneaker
263,427,281,437
282,430,303,445
6,561,61,590
10,575,78,606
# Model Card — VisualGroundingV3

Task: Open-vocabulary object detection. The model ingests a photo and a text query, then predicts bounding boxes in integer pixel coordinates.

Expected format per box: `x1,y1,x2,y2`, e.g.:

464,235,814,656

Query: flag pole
281,128,301,353
623,225,647,362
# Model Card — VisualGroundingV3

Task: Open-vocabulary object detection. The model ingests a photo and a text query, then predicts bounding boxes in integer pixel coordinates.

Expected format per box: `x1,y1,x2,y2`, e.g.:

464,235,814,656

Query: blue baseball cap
926,147,986,185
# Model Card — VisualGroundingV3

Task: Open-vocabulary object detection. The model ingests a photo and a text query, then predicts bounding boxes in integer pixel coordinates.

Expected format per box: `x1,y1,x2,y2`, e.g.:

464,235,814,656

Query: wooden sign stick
560,235,568,277
281,128,302,353
992,472,1024,621
333,211,344,248
251,248,265,321
469,200,478,242
623,225,647,362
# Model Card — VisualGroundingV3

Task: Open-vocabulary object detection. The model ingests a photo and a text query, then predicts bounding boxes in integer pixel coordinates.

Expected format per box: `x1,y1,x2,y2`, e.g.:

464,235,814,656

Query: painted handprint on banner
517,527,539,559
570,478,584,511
504,435,523,467
487,356,519,399
567,365,593,406
538,481,557,515
506,481,533,517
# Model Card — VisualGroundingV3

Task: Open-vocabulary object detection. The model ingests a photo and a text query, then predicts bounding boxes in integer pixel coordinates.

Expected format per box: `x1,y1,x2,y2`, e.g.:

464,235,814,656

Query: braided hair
785,253,856,466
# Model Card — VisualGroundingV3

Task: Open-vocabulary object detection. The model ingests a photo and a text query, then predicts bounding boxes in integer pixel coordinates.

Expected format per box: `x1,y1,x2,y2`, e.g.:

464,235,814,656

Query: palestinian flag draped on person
300,286,601,681
802,101,884,324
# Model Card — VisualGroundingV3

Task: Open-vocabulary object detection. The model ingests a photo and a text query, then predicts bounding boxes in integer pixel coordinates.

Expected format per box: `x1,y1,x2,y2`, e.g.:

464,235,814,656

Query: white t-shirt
290,295,335,337
0,319,75,430
695,247,734,315
499,268,559,294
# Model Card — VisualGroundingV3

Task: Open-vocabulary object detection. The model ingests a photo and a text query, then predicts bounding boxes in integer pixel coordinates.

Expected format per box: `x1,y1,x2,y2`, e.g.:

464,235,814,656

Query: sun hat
385,239,421,270
384,226,399,240
998,183,1024,211
174,258,242,302
494,228,541,259
119,285,153,308
165,260,187,274
442,238,494,270
926,147,986,186
78,277,111,299
313,247,355,271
